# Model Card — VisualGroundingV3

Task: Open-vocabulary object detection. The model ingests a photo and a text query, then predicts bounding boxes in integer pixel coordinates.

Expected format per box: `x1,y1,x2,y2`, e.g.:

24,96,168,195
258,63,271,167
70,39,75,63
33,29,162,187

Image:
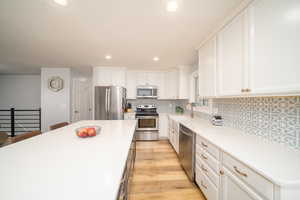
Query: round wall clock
48,76,64,92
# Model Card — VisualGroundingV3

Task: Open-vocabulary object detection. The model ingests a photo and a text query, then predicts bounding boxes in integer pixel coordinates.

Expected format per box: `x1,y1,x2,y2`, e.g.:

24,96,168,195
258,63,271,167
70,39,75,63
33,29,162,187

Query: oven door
137,116,159,131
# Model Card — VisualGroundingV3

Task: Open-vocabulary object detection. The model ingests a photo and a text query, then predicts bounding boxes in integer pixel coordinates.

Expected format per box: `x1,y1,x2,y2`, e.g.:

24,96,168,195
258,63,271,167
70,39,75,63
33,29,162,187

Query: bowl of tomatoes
75,126,101,138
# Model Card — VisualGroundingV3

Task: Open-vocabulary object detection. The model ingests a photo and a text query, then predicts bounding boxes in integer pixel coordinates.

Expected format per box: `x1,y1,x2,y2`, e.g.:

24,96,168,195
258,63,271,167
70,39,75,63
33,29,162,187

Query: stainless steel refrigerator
94,86,127,120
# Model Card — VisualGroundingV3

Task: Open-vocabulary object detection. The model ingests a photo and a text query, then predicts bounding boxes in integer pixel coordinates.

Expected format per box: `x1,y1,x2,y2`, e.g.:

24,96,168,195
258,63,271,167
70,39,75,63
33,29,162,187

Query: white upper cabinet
125,71,137,99
93,67,126,87
177,66,190,99
217,11,247,96
164,70,179,99
248,0,300,95
199,37,217,98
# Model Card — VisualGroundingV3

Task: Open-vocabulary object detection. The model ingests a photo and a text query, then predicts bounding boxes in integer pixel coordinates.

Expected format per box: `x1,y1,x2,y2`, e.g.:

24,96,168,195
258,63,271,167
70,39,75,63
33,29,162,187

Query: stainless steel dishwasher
179,124,195,182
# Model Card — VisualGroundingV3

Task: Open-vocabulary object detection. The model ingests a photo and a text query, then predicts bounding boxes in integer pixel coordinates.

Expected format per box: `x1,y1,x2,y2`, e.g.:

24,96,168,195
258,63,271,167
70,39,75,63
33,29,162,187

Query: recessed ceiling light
167,1,178,12
54,0,68,6
153,57,160,61
105,55,112,60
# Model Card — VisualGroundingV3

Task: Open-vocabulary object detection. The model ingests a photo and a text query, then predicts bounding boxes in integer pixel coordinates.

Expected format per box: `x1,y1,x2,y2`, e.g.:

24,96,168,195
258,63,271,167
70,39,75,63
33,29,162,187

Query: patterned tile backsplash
209,97,300,150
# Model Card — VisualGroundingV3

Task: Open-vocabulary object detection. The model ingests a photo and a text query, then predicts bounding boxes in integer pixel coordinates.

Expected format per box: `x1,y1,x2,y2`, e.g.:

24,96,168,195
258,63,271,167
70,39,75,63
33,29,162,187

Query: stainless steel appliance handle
107,88,111,113
105,88,108,113
180,129,193,137
136,116,158,119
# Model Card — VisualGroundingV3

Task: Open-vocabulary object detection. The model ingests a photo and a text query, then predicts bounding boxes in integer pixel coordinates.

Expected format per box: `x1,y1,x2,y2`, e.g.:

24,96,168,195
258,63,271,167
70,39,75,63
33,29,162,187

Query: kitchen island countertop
0,120,137,200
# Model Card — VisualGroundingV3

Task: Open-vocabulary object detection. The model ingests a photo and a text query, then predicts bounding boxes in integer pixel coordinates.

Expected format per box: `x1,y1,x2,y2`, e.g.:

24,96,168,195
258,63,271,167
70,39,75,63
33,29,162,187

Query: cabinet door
136,71,147,85
217,12,247,96
199,37,217,97
221,167,264,200
178,67,189,99
112,68,126,87
159,113,168,138
125,71,137,99
164,70,178,99
248,0,300,95
93,67,112,86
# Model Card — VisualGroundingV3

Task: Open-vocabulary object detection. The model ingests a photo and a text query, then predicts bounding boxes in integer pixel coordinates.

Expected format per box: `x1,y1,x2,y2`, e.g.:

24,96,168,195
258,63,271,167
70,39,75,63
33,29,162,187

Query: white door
199,37,217,97
72,79,92,122
217,11,247,96
248,0,300,95
221,167,264,200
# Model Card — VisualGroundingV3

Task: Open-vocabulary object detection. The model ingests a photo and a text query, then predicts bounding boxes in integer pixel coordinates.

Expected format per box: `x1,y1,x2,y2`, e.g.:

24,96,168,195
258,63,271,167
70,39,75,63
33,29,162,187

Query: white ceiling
0,0,244,73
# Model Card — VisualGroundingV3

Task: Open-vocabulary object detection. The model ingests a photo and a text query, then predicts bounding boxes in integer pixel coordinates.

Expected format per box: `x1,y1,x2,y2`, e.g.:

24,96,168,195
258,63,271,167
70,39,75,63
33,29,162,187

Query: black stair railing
0,108,41,137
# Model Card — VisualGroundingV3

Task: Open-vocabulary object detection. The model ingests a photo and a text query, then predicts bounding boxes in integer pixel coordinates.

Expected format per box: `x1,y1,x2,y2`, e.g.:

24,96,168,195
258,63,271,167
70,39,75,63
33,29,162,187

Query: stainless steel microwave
136,86,158,99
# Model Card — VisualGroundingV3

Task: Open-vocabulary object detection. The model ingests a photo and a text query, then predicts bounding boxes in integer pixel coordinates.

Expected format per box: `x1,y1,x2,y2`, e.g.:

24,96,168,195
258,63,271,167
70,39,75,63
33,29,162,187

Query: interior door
72,79,92,122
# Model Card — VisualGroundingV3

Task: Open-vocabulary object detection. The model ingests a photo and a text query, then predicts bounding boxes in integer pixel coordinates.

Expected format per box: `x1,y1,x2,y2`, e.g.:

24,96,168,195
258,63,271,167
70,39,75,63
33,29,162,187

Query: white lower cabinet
197,170,219,200
195,135,274,200
168,117,179,154
221,167,264,200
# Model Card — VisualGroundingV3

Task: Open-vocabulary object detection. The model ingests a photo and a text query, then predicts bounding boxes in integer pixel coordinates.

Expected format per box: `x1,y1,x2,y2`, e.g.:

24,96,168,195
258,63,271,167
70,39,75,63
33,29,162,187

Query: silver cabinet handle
201,154,208,160
201,142,208,148
234,166,248,177
201,181,208,189
201,165,208,172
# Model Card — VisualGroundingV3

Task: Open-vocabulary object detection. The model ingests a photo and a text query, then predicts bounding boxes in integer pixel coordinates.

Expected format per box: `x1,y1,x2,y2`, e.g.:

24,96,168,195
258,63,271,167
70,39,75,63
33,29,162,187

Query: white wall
41,68,71,132
0,75,41,109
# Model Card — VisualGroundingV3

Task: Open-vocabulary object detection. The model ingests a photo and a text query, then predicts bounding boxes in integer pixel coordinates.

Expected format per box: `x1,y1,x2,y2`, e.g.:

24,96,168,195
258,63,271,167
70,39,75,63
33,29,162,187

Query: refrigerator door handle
107,88,111,114
105,88,108,114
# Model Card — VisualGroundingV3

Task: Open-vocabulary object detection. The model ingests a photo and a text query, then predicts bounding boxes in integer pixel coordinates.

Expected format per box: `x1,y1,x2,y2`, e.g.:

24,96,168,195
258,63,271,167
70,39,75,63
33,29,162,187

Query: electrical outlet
213,108,219,115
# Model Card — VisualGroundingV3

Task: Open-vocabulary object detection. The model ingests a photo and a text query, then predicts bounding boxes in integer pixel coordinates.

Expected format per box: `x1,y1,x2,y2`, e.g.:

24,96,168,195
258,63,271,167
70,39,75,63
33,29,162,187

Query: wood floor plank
129,140,206,200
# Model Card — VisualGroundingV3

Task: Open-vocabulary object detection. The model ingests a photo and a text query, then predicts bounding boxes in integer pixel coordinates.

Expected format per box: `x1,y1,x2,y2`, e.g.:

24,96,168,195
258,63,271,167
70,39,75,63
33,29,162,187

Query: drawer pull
201,181,208,189
234,166,248,177
201,165,208,172
201,142,208,148
118,193,126,200
201,154,208,160
120,177,127,184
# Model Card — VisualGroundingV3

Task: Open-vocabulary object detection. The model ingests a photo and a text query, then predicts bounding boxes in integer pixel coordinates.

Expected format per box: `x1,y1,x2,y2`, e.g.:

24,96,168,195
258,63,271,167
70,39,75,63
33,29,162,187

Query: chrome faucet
189,103,195,119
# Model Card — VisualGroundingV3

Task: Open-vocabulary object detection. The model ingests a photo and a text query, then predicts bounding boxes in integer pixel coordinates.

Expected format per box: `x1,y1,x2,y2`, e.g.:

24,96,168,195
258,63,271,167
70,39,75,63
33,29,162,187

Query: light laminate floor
129,140,206,200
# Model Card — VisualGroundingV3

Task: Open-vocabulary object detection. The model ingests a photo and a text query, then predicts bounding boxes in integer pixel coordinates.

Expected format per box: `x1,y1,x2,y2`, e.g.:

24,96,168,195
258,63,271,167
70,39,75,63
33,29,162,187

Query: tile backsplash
127,99,188,114
209,97,300,150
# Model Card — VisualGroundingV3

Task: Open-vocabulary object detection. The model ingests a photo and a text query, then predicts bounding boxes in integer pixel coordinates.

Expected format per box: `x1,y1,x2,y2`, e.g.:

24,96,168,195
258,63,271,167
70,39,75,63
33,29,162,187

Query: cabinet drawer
196,170,218,200
196,159,220,188
196,148,220,174
197,135,220,160
222,152,274,200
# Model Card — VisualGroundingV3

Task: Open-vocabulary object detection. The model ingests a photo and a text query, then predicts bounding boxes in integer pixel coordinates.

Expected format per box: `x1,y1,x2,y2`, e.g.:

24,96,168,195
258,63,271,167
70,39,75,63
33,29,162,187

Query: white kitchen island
0,120,137,200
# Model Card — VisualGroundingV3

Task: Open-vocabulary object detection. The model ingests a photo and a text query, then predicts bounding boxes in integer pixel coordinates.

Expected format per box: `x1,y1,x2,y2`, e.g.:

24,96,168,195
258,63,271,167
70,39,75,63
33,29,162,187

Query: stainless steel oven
136,116,159,131
135,104,159,141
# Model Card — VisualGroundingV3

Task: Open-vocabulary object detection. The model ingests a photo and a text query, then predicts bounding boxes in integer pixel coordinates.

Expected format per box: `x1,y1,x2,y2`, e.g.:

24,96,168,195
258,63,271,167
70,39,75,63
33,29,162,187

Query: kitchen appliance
136,85,158,99
94,86,126,120
135,104,159,141
211,115,223,126
179,124,195,182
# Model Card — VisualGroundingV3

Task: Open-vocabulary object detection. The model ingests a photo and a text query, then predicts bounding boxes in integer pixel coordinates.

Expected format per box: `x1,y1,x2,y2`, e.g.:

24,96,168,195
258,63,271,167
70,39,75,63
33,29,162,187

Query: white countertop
169,114,300,188
0,120,137,200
